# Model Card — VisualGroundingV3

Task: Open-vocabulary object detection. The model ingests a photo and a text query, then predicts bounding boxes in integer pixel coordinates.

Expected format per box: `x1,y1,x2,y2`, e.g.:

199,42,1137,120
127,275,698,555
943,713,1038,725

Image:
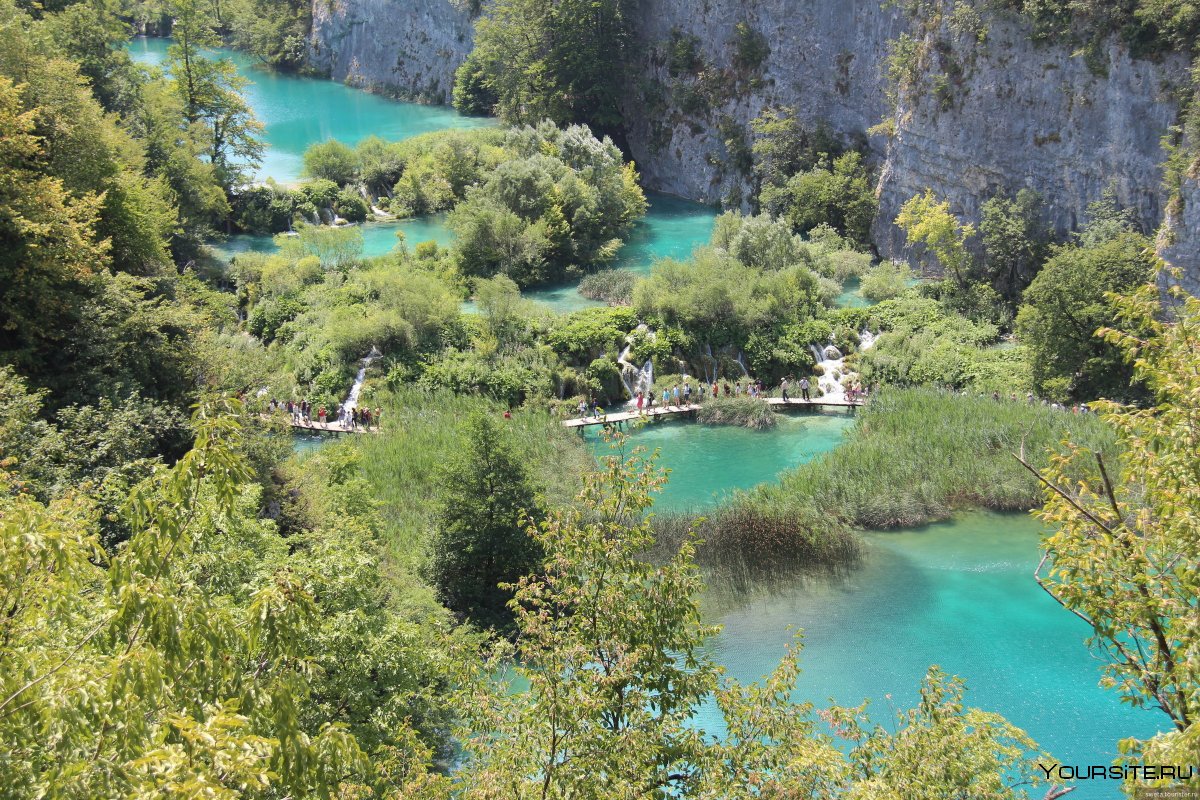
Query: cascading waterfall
634,359,654,396
340,346,382,424
804,330,875,400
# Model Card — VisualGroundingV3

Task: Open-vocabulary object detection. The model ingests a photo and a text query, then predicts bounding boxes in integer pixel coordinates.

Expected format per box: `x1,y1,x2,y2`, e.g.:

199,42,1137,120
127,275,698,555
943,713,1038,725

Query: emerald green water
128,38,491,182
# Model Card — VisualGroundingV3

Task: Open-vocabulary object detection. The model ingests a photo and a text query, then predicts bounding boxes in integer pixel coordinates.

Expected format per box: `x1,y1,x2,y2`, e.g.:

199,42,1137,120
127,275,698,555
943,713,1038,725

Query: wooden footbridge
561,397,863,429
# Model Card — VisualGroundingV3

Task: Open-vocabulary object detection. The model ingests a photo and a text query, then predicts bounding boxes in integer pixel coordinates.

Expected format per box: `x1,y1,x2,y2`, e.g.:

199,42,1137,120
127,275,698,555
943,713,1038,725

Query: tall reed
745,387,1115,530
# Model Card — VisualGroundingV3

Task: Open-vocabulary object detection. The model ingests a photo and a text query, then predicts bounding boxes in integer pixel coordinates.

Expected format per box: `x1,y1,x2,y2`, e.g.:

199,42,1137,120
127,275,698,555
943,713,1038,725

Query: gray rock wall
1160,176,1200,294
307,0,1195,278
308,0,473,103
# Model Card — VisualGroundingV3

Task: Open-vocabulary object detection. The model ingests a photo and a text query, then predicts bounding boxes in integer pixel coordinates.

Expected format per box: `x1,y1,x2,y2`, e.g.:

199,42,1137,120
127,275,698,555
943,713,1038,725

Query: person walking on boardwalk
672,385,680,406
578,398,588,418
636,391,644,414
781,378,790,401
800,377,811,401
683,381,692,405
662,388,670,408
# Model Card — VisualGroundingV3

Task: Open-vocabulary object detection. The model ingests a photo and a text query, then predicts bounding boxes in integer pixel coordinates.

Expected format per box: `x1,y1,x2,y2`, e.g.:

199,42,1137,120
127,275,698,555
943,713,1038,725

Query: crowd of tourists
268,398,383,430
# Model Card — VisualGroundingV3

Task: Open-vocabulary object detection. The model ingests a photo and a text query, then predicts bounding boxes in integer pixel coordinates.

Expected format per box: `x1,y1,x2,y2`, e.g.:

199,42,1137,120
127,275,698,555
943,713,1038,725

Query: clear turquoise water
834,275,871,308
128,39,716,312
705,513,1164,797
128,38,492,183
585,411,853,512
588,420,1164,796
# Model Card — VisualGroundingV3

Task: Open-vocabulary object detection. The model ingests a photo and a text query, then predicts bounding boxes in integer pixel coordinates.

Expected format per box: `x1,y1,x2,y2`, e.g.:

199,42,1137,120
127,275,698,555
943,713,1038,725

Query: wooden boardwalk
561,397,862,429
262,415,381,435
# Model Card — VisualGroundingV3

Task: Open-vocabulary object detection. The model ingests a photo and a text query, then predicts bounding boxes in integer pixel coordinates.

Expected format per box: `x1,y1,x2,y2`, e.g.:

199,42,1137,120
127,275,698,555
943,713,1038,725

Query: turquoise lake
130,37,717,313
589,417,1164,797
128,37,492,183
136,39,1164,790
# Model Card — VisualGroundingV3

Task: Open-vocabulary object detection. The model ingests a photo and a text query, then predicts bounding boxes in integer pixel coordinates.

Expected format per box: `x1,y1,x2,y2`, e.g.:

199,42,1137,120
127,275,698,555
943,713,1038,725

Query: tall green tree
0,75,107,384
425,412,544,633
1015,231,1153,402
166,0,263,189
895,189,975,285
979,189,1050,310
0,403,377,797
455,0,632,135
1024,277,1200,784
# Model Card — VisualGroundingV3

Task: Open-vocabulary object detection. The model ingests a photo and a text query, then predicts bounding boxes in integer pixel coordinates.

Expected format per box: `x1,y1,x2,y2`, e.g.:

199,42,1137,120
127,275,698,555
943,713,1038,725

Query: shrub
303,140,358,185
334,188,369,223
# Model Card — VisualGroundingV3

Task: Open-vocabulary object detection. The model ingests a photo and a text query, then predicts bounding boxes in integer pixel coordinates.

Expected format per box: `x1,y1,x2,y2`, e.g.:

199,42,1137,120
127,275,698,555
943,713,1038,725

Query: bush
303,140,358,185
334,188,369,223
578,268,637,305
300,178,340,211
859,261,911,302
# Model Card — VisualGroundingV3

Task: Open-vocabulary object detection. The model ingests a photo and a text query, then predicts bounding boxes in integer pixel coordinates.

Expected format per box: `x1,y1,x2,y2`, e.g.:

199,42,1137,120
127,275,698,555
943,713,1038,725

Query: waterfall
616,343,637,399
635,359,654,396
340,348,382,424
733,352,749,377
318,207,335,225
809,344,825,364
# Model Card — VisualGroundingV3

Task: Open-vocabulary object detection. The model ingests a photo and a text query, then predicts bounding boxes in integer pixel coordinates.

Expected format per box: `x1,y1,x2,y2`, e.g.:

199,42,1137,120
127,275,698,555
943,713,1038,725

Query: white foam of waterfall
340,347,382,425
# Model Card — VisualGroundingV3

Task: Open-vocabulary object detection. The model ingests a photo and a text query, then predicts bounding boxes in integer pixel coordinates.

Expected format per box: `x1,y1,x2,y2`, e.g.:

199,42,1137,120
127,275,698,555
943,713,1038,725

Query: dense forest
0,0,1197,797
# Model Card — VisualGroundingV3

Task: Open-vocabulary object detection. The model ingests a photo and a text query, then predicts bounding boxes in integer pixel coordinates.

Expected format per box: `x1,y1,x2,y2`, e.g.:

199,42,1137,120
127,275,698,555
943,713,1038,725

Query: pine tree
426,412,544,633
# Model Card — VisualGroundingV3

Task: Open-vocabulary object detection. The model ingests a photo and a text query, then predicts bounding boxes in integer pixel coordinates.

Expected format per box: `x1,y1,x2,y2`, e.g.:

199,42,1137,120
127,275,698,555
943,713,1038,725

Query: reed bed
695,396,778,428
745,387,1115,530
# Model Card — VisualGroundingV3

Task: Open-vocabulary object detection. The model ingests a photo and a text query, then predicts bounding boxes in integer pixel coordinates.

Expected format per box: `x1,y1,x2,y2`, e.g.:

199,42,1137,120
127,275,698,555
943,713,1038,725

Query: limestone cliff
307,0,1194,271
307,0,473,103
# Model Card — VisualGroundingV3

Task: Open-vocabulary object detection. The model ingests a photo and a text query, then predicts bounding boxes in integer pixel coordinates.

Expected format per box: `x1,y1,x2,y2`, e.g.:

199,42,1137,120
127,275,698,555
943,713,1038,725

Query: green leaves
1032,277,1200,779
0,403,389,797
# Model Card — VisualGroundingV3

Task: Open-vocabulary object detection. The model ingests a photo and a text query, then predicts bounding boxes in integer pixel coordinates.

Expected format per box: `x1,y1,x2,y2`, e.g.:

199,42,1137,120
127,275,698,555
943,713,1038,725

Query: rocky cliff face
307,0,1193,271
1160,176,1200,293
308,0,473,103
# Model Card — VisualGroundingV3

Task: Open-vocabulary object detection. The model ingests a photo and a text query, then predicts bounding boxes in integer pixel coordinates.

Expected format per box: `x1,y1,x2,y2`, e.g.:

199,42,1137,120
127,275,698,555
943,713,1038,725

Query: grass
351,386,592,573
743,386,1115,530
695,395,777,428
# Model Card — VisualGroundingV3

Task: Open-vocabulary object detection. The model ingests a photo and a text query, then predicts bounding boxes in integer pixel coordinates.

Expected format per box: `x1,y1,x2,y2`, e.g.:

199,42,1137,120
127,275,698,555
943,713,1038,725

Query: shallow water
585,411,853,512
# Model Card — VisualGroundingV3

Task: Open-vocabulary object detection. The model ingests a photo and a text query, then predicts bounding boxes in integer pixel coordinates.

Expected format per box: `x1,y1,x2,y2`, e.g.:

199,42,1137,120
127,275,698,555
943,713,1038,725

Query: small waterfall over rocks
806,329,875,401
342,346,382,420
